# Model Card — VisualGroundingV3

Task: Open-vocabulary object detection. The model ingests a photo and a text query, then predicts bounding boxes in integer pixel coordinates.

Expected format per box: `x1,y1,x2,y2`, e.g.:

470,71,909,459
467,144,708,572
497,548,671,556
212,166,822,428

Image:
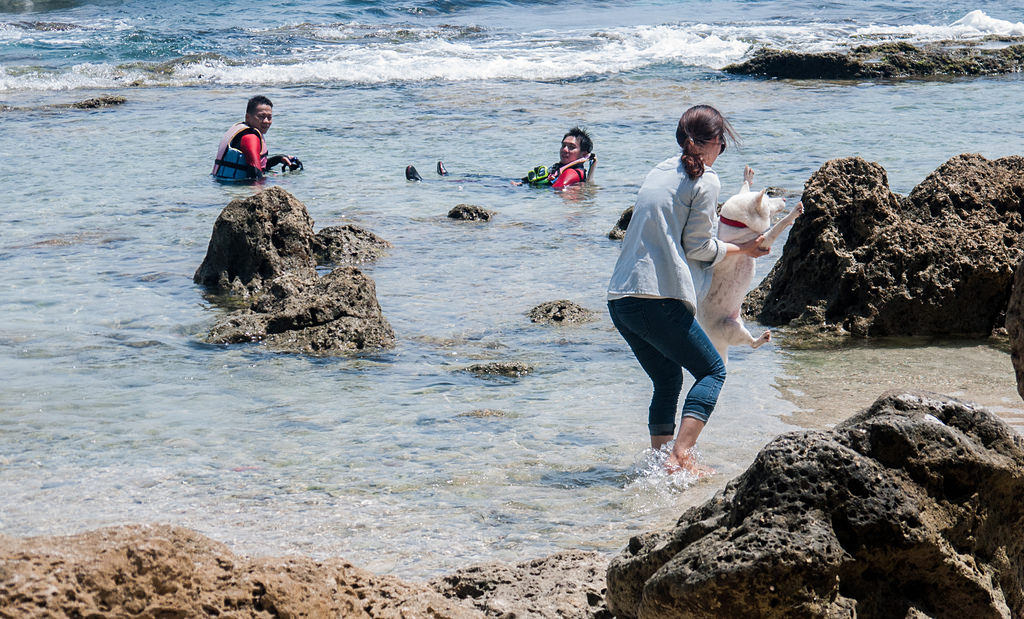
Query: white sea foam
0,62,148,92
171,25,752,86
952,9,1024,36
853,9,1024,41
1,10,1020,92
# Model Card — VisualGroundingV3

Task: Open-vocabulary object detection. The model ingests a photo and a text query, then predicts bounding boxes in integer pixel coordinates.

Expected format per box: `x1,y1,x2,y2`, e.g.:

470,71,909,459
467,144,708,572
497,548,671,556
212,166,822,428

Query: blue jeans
608,297,725,435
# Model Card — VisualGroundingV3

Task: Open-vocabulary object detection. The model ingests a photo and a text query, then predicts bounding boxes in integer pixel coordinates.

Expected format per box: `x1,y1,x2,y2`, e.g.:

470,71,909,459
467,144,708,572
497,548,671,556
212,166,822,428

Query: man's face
560,135,585,164
245,104,273,134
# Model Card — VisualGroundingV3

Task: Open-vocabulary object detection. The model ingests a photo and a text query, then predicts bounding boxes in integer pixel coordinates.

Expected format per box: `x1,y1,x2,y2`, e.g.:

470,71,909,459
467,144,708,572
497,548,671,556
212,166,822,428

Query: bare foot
744,165,755,185
664,448,715,478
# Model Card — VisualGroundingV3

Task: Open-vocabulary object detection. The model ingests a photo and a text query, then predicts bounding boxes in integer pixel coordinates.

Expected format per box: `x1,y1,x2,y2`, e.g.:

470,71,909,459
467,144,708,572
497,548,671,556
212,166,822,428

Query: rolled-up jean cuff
682,409,710,423
648,423,675,436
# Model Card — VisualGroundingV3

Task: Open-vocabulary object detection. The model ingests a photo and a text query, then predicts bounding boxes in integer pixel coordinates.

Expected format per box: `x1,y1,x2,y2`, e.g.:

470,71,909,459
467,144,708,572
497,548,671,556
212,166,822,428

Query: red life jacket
212,122,267,180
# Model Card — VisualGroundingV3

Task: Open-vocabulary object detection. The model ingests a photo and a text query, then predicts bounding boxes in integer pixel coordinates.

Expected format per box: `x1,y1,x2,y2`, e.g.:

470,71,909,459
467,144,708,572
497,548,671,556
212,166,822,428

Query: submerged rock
606,390,1024,618
430,550,611,618
0,524,480,619
745,154,1024,338
67,95,127,109
463,361,534,377
528,300,598,325
724,41,1024,79
456,408,514,418
448,203,495,221
194,187,394,354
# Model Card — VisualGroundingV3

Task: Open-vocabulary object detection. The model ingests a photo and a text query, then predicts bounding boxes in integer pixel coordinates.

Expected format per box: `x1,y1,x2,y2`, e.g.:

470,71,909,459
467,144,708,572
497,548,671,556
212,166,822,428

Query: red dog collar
719,216,747,228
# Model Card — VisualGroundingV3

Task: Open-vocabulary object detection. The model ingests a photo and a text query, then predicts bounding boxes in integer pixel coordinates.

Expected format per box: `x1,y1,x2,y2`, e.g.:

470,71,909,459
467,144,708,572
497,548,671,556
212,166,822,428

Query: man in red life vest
212,95,299,181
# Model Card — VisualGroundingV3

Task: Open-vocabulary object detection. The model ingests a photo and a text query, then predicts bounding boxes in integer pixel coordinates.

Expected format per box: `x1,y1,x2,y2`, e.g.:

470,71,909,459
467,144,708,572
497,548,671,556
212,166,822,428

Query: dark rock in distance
724,41,1024,79
745,154,1024,338
1,95,127,113
528,300,598,325
606,390,1024,618
448,204,495,221
68,96,127,109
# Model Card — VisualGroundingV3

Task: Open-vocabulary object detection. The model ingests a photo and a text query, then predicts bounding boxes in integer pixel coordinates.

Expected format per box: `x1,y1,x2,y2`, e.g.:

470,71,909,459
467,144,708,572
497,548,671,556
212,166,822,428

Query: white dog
697,166,803,364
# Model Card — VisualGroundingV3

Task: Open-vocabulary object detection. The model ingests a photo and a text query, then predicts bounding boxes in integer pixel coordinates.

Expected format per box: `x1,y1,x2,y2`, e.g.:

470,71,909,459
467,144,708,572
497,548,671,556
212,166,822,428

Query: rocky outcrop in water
724,41,1024,79
194,187,319,294
528,300,598,325
463,361,534,377
606,390,1024,618
194,187,394,353
0,524,480,619
430,550,611,618
448,203,495,221
1,95,127,113
745,154,1024,338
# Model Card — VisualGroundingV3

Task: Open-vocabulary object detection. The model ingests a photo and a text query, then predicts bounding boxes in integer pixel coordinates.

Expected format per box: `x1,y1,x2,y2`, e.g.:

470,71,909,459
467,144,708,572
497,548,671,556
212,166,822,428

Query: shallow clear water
1,0,1022,580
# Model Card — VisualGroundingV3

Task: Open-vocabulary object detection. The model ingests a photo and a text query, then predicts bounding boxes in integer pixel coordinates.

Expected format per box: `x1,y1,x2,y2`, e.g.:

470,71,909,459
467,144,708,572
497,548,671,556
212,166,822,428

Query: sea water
1,0,1022,579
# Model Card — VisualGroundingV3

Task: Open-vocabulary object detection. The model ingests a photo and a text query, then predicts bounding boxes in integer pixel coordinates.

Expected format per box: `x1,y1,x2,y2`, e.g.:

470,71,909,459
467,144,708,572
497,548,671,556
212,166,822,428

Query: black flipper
405,165,422,181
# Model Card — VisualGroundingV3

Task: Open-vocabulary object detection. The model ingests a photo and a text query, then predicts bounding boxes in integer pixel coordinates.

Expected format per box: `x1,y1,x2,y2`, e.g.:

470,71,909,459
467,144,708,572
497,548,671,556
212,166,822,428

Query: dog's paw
752,330,771,348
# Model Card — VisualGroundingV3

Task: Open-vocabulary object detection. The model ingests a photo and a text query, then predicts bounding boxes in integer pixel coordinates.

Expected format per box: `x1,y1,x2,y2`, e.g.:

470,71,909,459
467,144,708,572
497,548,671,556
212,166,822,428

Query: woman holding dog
607,105,769,475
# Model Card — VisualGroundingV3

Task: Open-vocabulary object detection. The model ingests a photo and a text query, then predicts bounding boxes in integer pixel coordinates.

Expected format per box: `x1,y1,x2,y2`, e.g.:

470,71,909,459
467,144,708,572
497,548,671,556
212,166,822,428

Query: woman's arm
683,174,770,262
681,176,726,264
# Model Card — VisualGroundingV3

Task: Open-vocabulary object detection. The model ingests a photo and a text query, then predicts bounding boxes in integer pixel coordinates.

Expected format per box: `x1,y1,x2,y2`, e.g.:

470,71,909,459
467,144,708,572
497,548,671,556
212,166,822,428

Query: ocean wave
853,9,1024,41
952,10,1024,36
1,9,1020,92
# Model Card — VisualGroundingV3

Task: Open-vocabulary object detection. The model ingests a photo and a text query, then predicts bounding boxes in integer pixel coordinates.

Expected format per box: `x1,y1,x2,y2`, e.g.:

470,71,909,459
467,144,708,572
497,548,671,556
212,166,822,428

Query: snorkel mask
525,165,550,186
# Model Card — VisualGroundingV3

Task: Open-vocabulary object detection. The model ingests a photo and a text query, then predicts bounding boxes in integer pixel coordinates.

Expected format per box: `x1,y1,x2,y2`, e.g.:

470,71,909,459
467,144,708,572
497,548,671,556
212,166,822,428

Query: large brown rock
0,524,481,618
194,188,395,354
430,550,611,618
194,186,319,295
606,390,1024,618
746,154,1024,337
0,525,614,619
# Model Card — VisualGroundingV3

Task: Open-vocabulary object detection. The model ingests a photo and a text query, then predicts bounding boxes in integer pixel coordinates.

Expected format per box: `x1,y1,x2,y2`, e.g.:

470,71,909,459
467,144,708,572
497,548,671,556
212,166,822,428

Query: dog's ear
755,188,771,218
